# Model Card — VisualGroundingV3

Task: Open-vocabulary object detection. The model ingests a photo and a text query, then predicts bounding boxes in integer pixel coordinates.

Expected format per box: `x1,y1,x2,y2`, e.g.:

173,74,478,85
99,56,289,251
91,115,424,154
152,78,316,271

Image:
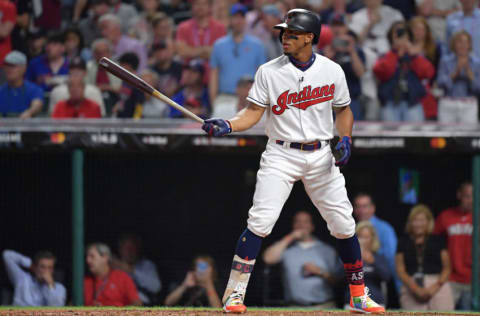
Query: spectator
164,255,222,307
112,52,142,118
259,4,284,61
416,0,460,43
63,28,88,63
0,51,43,118
2,249,66,306
127,0,161,47
86,38,123,115
0,0,17,66
51,76,102,118
10,0,32,57
150,13,175,49
150,41,183,98
434,182,473,310
348,0,403,120
212,75,255,118
78,0,110,48
27,31,47,59
446,0,480,57
26,32,69,93
409,16,441,120
84,243,141,306
263,211,341,308
170,59,210,119
353,193,398,289
157,0,191,25
209,3,266,112
349,0,404,57
175,0,227,62
112,234,162,306
245,0,273,44
109,0,139,33
436,31,480,124
322,16,366,120
396,204,454,310
49,57,105,116
373,21,435,122
99,14,147,71
344,221,390,307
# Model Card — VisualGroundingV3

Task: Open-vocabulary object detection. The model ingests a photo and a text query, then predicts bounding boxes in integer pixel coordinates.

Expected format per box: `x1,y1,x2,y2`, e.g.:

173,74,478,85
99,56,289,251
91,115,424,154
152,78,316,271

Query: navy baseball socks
223,229,262,313
337,235,385,314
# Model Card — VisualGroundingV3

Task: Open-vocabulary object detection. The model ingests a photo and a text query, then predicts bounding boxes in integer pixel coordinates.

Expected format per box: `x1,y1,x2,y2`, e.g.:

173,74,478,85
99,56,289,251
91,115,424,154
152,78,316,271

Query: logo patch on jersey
272,84,335,115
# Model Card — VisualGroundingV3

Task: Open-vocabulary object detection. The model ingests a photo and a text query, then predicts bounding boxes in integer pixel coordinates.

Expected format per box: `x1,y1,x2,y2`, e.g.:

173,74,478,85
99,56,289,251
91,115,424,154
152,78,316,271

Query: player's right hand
202,118,232,137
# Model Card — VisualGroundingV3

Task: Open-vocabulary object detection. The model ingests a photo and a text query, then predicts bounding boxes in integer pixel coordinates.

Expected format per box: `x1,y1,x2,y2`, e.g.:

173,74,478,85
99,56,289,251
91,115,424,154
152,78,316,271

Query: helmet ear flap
278,29,284,43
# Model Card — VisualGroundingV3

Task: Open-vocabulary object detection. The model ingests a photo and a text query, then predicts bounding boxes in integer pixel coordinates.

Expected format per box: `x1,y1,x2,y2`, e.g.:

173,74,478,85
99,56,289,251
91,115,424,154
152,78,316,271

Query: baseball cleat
223,291,247,313
349,287,385,314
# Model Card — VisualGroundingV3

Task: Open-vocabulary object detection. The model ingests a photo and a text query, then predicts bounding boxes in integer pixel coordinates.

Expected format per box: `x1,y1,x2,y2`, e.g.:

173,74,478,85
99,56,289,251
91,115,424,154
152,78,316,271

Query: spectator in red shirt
0,0,17,65
84,243,141,307
434,182,473,310
175,0,227,62
52,76,102,119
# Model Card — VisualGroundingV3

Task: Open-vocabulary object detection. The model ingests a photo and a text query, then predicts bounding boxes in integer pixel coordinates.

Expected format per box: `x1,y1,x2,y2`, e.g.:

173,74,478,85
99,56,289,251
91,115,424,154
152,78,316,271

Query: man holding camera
322,15,366,120
373,21,434,122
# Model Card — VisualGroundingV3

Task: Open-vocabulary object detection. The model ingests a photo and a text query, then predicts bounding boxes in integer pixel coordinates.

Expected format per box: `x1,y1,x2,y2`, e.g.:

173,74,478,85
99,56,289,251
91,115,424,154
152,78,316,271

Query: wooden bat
98,57,204,124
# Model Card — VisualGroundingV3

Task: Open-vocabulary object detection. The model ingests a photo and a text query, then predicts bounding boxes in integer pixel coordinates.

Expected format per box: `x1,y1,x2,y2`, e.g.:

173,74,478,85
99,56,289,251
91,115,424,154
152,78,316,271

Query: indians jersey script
247,54,351,142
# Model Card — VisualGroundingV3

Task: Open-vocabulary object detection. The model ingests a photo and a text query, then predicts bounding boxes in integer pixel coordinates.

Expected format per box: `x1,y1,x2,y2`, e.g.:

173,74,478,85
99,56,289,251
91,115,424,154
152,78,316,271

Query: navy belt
275,140,328,151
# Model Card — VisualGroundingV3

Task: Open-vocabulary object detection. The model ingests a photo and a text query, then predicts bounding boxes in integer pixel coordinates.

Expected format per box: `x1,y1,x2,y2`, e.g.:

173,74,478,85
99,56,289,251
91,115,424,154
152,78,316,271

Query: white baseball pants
247,139,355,239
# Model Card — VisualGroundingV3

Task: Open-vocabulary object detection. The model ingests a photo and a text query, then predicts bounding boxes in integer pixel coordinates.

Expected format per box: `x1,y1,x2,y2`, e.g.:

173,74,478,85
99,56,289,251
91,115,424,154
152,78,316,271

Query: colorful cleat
223,292,247,313
349,287,385,314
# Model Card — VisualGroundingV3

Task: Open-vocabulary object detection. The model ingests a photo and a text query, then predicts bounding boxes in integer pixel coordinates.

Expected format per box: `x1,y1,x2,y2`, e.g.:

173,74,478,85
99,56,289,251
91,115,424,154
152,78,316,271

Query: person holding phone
164,256,222,307
395,204,454,310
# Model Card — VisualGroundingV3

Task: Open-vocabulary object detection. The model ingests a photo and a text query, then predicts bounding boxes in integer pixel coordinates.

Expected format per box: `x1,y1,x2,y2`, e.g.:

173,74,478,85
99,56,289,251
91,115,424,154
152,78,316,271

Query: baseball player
202,9,385,314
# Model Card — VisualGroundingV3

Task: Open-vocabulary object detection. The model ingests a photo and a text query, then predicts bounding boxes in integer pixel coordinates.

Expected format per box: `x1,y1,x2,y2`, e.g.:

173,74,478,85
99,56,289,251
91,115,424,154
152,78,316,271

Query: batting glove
202,118,232,137
334,136,352,167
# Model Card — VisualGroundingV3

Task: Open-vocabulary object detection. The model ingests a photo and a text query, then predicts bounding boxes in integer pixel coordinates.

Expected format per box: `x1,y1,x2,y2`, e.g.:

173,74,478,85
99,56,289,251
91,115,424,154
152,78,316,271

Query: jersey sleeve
246,66,269,108
332,65,351,107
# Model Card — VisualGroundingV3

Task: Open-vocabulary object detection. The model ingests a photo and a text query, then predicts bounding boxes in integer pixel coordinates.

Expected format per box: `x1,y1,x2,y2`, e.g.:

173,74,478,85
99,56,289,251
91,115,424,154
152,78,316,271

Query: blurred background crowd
0,0,479,123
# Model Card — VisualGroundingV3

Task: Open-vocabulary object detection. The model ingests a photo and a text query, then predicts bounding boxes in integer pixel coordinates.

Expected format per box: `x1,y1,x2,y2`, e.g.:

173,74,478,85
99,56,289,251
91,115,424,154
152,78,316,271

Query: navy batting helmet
274,9,322,44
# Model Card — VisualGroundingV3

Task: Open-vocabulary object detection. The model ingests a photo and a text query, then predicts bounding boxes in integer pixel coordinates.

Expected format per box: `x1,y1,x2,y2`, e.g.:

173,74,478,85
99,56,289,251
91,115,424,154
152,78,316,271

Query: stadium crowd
0,0,477,312
0,0,478,122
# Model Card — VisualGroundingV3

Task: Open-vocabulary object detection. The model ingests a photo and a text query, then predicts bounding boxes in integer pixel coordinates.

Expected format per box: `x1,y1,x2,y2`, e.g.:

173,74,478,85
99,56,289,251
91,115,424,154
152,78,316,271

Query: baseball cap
230,3,248,16
4,50,27,66
69,56,86,70
91,0,109,5
262,4,282,19
185,59,204,74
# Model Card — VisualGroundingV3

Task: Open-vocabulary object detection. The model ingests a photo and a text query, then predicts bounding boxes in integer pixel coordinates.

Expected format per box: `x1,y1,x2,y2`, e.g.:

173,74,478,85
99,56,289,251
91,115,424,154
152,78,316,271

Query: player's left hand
334,136,352,167
202,118,232,137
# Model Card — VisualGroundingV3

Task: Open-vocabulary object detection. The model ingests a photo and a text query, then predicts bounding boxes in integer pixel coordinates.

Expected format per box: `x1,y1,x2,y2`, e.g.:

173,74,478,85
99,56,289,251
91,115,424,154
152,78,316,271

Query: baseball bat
98,57,204,124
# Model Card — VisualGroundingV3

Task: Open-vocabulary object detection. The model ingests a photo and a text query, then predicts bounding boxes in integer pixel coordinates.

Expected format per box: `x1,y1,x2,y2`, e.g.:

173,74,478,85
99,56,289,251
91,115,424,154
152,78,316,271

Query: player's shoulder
314,54,344,72
259,54,289,70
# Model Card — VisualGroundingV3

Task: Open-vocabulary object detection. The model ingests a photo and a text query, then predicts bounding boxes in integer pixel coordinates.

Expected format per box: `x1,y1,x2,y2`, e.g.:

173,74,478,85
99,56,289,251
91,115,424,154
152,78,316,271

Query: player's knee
329,218,355,239
246,223,271,238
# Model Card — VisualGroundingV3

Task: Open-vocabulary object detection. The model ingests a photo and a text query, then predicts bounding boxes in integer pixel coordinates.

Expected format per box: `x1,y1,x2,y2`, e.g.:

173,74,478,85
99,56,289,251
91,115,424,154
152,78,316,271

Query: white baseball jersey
247,53,351,143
